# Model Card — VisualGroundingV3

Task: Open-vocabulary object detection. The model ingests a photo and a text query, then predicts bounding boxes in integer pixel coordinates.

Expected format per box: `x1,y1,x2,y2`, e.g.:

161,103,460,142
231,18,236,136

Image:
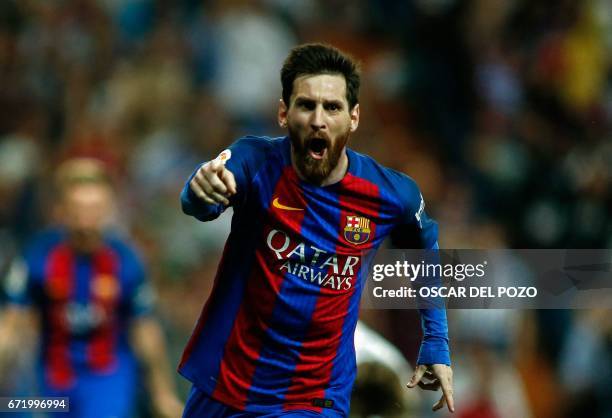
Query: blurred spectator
207,0,297,131
558,309,612,418
0,158,182,418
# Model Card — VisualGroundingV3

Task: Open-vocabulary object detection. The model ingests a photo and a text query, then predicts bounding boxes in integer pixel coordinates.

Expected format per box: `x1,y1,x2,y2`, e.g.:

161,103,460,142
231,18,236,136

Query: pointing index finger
209,159,225,173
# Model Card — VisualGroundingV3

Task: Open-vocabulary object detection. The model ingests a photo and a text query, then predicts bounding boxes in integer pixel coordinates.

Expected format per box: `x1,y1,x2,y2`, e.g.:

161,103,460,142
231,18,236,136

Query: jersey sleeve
5,235,53,307
390,175,450,366
416,319,450,365
120,244,156,318
389,176,438,250
180,136,270,222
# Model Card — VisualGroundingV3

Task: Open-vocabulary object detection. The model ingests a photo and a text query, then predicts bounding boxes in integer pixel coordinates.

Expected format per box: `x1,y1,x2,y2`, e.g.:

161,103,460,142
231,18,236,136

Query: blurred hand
153,390,183,418
0,340,15,379
0,307,36,379
407,364,454,413
189,159,237,206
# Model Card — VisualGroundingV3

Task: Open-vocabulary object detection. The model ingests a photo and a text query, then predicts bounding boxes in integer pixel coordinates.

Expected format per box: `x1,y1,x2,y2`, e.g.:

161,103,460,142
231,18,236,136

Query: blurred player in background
351,321,421,417
0,158,182,418
179,43,453,417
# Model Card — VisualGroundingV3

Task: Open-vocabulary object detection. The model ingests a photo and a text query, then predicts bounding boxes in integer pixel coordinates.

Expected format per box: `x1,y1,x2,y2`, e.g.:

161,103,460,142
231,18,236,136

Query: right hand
189,159,237,206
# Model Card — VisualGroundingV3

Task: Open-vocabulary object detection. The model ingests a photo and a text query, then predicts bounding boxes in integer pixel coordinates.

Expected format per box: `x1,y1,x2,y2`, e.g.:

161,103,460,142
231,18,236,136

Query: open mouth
307,137,328,160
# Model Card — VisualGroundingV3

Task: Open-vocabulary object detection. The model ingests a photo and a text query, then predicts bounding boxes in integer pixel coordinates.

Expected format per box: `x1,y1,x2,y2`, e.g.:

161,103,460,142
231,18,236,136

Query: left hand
407,364,454,413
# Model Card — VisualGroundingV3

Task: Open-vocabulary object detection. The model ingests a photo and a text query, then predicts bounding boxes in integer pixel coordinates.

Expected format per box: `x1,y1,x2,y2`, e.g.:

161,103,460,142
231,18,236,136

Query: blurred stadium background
0,0,610,417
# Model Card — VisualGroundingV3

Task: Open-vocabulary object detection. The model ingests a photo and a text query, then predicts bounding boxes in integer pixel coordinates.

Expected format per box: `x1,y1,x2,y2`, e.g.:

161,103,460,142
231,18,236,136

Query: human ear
350,104,360,132
278,99,288,128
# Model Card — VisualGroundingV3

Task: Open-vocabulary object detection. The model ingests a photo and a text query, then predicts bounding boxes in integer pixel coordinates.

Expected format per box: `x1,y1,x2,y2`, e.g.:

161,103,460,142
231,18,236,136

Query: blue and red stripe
324,174,382,411
44,244,76,390
246,170,336,410
87,247,120,372
212,168,307,409
283,173,382,412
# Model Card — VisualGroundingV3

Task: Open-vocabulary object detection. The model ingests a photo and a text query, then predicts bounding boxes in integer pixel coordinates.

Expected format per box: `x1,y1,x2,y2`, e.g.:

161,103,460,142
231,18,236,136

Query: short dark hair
281,43,361,110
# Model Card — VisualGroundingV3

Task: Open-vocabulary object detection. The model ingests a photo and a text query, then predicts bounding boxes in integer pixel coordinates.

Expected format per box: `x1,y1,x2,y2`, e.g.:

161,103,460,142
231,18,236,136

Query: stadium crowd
0,0,610,417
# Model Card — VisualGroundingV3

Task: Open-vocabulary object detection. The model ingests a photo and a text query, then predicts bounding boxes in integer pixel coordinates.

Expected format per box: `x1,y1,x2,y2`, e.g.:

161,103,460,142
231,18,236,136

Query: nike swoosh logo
272,197,304,211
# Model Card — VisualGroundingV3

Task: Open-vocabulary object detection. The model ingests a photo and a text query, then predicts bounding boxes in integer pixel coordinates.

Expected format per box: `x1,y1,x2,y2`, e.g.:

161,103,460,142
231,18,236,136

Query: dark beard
289,127,350,185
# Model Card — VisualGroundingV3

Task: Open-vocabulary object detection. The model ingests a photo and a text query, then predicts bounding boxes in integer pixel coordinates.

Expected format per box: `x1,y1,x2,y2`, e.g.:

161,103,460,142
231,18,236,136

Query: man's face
60,183,113,252
279,74,359,184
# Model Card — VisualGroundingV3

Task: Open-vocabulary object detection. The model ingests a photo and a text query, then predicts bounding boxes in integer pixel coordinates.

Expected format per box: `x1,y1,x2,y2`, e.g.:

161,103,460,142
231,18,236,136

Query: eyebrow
294,96,345,107
294,97,313,103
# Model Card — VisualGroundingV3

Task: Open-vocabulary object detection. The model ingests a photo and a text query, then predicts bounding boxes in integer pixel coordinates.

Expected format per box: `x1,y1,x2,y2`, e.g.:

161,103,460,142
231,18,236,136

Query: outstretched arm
406,263,454,414
391,182,454,413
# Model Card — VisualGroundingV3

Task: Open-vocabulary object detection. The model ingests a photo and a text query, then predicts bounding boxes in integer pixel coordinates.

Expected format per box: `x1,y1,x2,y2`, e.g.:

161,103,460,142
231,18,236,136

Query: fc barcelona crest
91,274,119,301
343,215,371,245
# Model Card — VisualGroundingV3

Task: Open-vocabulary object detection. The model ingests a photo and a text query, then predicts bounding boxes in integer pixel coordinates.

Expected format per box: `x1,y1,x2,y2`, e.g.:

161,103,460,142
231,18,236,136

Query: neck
68,231,103,254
